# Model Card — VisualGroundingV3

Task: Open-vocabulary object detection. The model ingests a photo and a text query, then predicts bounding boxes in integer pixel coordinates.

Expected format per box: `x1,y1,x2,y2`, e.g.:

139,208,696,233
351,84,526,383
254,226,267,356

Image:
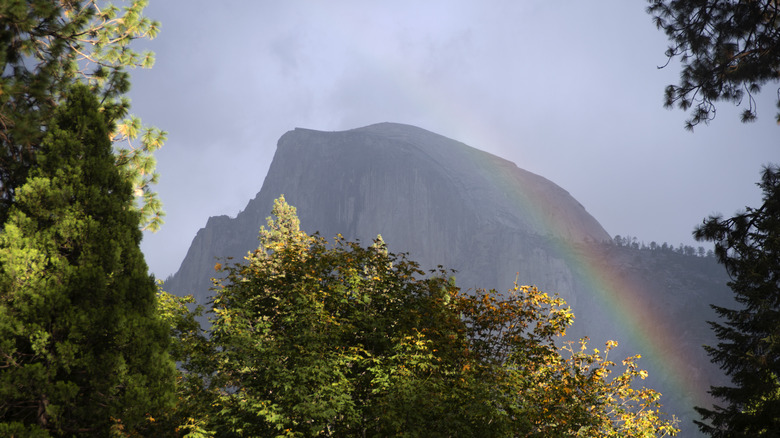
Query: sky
129,1,777,280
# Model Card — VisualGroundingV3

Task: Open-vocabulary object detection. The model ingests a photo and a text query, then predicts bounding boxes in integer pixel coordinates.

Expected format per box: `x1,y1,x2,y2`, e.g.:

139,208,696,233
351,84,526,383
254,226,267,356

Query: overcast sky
129,1,777,279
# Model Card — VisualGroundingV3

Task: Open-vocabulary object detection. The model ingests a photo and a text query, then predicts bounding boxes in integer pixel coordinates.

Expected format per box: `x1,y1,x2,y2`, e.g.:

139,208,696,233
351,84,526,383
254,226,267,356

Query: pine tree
0,0,165,230
693,165,780,437
646,0,780,128
0,85,175,436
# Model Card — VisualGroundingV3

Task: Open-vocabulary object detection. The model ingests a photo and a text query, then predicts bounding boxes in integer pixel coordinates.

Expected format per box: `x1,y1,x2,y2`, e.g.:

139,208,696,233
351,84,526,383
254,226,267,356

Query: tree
187,196,678,437
454,286,679,437
646,0,780,129
692,165,780,437
0,0,165,230
148,287,215,438
203,197,473,436
0,85,175,436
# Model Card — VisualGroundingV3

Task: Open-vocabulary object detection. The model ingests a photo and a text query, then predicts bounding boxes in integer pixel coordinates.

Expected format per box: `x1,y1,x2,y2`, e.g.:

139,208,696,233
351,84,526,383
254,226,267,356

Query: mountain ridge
165,122,611,303
164,123,731,437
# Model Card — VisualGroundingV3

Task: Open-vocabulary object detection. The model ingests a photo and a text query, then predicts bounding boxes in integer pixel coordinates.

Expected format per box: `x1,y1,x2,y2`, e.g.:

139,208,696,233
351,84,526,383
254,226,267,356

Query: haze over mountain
165,123,733,437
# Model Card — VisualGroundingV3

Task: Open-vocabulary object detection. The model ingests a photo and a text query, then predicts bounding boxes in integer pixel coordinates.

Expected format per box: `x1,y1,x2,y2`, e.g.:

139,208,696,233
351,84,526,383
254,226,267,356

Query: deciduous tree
455,285,679,437
147,287,215,437
189,196,678,437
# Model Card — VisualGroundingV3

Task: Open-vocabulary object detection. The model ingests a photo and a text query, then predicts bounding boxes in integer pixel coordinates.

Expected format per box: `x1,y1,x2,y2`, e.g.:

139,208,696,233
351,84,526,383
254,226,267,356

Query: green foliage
0,0,165,230
152,286,216,438
693,165,780,436
176,196,678,437
203,196,468,436
646,0,780,129
0,85,175,436
454,286,678,437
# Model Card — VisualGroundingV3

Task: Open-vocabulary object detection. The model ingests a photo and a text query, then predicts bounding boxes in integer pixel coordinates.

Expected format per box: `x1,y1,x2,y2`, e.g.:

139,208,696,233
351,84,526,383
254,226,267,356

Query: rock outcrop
166,122,611,301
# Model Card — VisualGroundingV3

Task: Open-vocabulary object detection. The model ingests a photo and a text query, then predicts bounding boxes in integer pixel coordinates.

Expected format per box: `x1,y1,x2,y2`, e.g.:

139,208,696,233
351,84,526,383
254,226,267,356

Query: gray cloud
131,1,776,279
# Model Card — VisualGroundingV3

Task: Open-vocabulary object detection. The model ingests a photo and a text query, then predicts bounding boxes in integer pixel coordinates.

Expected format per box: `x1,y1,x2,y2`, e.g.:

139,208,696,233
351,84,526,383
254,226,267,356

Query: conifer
694,165,780,436
0,85,175,436
0,0,165,230
647,0,780,128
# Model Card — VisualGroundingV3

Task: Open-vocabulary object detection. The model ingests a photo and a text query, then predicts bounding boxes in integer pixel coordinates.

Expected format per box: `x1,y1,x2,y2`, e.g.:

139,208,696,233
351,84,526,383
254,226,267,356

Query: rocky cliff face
166,123,610,302
165,123,732,437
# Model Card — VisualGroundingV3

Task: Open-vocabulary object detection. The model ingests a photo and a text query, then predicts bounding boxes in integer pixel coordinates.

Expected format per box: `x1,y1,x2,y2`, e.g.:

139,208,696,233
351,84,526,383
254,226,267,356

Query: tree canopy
0,0,165,230
0,84,176,436
693,165,780,437
164,196,679,437
647,0,780,129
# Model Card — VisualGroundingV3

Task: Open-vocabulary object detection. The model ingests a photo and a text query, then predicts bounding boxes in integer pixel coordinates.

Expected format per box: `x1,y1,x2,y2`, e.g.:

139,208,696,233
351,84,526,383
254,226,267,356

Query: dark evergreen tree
0,85,175,436
693,165,780,437
646,0,780,129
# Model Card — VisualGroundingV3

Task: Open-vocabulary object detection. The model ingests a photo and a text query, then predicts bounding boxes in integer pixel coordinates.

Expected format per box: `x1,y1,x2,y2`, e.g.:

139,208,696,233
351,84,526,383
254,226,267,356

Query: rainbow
475,148,718,429
307,14,718,429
